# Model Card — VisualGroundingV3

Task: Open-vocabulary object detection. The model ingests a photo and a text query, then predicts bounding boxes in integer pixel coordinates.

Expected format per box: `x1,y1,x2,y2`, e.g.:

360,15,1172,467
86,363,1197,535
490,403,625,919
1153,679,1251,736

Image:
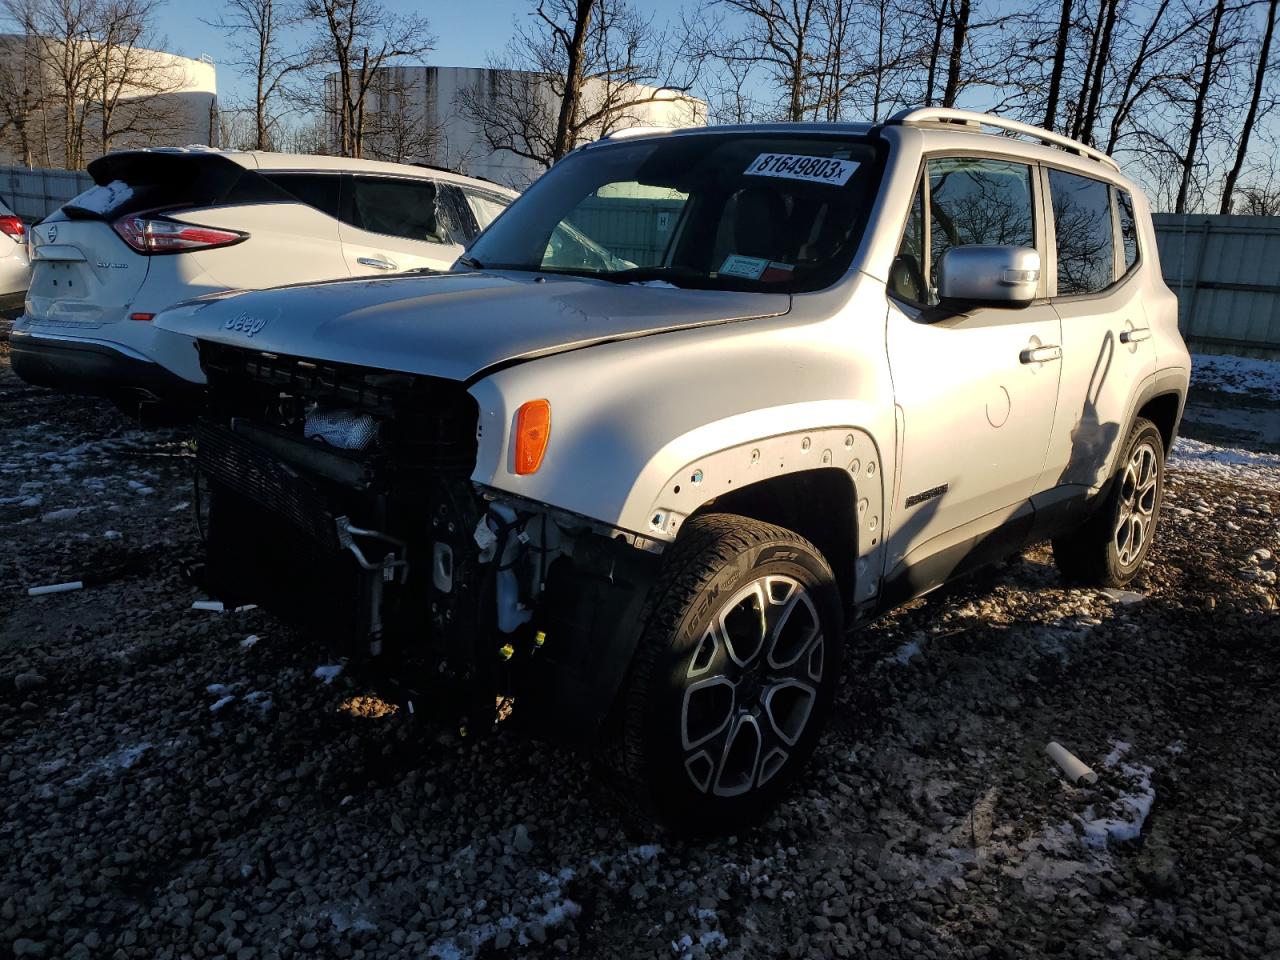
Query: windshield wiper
457,255,484,269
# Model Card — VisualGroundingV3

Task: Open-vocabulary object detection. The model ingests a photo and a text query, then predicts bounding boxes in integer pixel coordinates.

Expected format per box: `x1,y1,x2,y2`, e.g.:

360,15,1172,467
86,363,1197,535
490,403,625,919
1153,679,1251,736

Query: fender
1105,364,1190,481
634,421,888,609
466,280,898,549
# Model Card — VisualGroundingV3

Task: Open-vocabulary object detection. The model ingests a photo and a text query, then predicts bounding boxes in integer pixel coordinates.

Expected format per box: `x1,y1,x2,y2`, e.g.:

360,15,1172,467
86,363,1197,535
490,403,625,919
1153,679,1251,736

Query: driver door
885,156,1062,590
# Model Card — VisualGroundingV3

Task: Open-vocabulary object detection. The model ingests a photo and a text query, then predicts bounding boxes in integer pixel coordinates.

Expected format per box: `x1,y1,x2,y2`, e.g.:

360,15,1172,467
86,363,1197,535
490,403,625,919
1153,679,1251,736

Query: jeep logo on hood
225,312,268,337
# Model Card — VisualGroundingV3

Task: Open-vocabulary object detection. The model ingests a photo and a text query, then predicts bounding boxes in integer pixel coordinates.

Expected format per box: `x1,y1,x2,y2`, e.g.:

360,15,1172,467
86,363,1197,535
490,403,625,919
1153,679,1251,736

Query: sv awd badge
225,312,268,337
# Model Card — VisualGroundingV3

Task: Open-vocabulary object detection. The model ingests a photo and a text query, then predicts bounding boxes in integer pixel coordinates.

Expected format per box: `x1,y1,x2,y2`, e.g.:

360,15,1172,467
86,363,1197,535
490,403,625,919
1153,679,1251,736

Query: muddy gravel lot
2,342,1278,960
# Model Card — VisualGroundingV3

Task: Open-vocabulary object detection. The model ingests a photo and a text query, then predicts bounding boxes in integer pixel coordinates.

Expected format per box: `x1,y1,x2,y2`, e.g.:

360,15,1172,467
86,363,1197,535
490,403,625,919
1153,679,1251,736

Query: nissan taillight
0,215,24,241
112,215,248,254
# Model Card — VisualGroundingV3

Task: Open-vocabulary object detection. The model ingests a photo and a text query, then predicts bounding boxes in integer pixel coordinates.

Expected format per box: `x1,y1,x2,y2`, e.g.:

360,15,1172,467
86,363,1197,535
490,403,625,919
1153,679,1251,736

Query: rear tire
617,513,843,833
1052,417,1165,587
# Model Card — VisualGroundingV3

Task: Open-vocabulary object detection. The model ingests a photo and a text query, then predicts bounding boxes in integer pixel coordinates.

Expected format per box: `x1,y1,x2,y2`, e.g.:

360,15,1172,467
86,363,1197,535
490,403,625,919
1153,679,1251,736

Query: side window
1048,169,1115,296
1115,188,1139,274
346,176,457,245
891,157,1035,306
263,173,341,219
463,190,511,231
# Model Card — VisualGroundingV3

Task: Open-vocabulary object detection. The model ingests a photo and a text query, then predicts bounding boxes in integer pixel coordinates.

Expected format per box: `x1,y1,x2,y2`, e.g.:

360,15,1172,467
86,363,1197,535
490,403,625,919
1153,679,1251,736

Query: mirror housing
937,245,1040,308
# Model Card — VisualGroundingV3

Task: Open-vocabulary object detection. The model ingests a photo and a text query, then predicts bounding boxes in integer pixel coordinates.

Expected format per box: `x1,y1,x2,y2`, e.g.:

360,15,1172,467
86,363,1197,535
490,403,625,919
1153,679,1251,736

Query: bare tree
6,0,99,167
204,0,309,150
83,0,188,156
1220,0,1278,212
301,0,434,158
715,0,821,121
1237,180,1280,213
1043,0,1074,130
1176,0,1230,212
459,0,700,172
0,33,51,165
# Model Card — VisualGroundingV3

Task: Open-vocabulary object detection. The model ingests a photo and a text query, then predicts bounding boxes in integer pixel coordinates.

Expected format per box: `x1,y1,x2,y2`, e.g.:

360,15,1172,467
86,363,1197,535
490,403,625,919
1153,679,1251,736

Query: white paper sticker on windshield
745,153,859,185
719,254,769,279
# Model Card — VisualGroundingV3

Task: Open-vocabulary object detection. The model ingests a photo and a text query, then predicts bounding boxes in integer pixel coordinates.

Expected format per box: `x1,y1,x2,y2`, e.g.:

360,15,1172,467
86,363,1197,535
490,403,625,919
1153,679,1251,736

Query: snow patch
209,695,236,713
1078,761,1155,848
314,664,344,684
886,638,923,666
1169,437,1280,483
68,742,152,787
67,179,134,215
1191,352,1280,402
41,507,85,522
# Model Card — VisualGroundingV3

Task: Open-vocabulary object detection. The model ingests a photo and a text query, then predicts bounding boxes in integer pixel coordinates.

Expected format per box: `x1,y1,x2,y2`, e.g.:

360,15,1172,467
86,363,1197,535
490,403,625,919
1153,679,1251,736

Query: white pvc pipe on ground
1046,741,1099,784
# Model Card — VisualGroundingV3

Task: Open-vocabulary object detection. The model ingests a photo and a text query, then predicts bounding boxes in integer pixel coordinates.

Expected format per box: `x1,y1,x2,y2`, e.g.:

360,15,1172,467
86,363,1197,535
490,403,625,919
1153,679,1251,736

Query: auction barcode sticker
745,153,859,185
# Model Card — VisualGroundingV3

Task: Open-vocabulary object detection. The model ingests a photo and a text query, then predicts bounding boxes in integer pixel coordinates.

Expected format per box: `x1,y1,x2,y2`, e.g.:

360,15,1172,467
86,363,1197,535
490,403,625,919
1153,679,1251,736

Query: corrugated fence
1152,213,1280,360
0,164,93,223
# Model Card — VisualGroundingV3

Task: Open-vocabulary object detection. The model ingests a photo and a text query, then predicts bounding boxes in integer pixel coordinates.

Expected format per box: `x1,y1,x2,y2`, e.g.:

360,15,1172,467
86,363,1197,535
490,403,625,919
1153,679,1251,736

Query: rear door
185,171,349,289
1036,169,1155,496
337,175,467,274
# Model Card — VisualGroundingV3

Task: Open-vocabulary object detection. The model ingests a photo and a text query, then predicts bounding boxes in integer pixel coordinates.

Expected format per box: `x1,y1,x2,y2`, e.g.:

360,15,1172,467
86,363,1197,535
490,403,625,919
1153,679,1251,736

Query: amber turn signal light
514,399,551,475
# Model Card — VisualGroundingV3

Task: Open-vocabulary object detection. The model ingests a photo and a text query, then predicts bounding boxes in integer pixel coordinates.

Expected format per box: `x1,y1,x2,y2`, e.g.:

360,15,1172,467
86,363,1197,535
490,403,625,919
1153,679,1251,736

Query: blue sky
153,0,687,103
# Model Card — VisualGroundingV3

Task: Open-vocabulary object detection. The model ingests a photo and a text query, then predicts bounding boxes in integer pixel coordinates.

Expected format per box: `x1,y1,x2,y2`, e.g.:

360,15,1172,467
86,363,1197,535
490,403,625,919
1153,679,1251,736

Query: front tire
1052,417,1166,587
618,513,843,832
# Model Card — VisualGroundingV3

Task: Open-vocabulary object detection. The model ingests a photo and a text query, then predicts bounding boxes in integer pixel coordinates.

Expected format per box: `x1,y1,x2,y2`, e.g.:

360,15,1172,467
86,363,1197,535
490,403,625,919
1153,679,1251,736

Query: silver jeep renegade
157,108,1190,830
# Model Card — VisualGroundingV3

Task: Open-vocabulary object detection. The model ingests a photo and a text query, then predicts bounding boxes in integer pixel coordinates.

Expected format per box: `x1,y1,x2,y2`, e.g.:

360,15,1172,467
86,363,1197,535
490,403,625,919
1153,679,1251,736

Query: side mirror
937,245,1040,308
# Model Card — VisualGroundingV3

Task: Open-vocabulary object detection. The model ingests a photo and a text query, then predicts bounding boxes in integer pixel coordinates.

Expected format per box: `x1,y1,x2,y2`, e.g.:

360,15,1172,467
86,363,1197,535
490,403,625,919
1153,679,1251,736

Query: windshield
465,133,883,293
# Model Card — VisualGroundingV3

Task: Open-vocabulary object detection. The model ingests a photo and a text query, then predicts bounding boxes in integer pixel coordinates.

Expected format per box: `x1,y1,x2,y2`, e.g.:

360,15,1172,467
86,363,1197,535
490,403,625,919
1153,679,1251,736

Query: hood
155,271,791,382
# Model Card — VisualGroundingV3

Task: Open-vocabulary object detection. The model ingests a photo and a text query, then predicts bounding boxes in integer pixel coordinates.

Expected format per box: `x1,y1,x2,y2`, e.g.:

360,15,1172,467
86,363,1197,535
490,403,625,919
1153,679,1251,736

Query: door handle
1020,344,1062,364
1119,327,1151,344
357,256,397,271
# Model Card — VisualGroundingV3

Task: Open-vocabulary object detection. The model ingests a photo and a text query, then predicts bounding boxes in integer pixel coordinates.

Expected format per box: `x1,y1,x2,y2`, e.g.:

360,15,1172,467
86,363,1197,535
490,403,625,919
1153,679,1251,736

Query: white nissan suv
10,149,515,411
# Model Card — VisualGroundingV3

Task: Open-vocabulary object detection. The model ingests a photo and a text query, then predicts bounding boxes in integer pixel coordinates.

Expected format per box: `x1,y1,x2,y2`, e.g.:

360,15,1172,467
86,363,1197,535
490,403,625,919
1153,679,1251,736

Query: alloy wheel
680,575,825,797
1114,439,1160,567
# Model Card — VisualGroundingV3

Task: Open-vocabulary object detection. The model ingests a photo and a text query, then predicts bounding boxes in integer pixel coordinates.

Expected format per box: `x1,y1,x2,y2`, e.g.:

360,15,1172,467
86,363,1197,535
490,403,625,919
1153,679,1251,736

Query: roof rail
600,126,675,142
886,107,1120,172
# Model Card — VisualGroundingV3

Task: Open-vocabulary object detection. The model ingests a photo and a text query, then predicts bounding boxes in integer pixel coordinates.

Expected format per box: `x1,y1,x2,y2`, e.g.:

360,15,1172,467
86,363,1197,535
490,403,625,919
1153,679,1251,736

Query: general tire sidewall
642,537,842,829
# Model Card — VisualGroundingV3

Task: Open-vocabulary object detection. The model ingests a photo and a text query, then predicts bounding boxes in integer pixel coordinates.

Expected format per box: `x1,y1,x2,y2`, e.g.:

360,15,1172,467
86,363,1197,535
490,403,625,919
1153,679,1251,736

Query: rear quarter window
263,173,342,219
1116,188,1139,274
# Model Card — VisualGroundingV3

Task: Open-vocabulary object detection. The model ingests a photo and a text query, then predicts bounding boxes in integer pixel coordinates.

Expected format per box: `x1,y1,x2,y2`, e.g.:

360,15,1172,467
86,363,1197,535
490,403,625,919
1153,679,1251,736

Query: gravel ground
2,343,1278,960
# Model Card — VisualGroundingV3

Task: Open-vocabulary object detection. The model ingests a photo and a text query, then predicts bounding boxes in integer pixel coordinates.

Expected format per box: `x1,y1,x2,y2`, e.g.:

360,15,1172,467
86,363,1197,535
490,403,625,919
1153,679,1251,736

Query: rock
513,824,533,854
14,672,45,693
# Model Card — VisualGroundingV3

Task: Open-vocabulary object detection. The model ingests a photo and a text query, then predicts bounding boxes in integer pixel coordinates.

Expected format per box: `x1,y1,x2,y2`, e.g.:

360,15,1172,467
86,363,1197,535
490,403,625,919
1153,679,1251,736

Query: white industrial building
0,34,217,168
341,65,707,188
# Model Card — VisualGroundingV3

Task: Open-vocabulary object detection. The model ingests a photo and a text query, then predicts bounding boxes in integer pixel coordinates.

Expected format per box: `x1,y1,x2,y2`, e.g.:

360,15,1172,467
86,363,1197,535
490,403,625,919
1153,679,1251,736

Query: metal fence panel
1153,213,1280,360
568,197,686,265
0,165,93,224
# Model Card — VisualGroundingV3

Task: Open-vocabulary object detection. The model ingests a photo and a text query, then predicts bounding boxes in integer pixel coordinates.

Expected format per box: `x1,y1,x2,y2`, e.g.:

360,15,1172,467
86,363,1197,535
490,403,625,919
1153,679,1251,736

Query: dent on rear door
179,203,349,290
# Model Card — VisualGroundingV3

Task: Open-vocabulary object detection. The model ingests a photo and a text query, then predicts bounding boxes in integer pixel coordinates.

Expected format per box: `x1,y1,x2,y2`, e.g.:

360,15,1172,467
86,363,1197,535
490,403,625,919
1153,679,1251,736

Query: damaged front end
191,343,659,736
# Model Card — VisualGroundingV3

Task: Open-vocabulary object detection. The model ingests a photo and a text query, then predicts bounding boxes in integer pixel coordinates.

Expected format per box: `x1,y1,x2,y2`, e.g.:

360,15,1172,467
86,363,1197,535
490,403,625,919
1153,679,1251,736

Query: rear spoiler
66,151,265,221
